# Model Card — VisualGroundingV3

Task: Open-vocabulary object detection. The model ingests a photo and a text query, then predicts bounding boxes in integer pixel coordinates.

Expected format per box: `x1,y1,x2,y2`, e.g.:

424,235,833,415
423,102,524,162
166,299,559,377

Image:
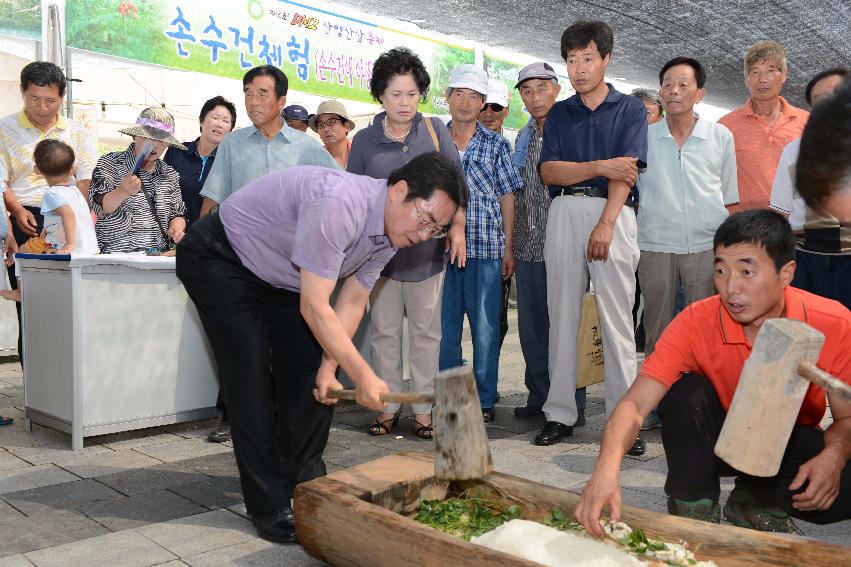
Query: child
0,139,98,302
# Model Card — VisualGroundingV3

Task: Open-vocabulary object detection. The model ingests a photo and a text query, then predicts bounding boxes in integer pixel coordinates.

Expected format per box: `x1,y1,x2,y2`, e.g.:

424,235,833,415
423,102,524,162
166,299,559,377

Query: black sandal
368,412,400,436
413,419,434,440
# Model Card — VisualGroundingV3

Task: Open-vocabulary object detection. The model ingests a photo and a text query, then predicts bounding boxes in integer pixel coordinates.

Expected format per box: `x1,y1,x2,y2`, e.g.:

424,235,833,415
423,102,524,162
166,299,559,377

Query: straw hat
308,100,355,132
119,106,187,150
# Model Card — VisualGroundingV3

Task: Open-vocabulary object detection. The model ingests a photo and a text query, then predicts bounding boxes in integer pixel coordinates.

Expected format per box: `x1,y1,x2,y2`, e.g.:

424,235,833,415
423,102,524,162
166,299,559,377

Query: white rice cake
471,519,646,567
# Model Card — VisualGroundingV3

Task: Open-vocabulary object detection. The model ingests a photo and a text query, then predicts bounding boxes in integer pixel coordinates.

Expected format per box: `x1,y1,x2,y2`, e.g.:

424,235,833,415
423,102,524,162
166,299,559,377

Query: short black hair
33,139,75,177
20,61,66,97
659,57,707,89
199,96,237,131
560,21,613,61
370,47,431,102
796,77,851,211
804,67,848,106
713,210,795,272
388,152,467,209
242,66,288,98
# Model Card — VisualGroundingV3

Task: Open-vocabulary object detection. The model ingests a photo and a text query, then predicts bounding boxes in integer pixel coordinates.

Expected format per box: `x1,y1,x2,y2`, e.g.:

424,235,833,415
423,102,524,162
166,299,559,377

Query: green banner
0,0,40,40
66,0,474,115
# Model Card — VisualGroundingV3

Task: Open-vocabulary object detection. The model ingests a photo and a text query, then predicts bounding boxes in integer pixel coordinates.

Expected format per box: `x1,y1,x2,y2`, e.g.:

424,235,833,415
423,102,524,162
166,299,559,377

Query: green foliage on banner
0,0,40,40
65,0,473,116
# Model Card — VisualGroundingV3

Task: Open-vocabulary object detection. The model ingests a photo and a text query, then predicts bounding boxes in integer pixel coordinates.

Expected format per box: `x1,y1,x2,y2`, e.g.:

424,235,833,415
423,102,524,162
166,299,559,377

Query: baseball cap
282,104,309,121
447,64,489,97
486,80,509,107
515,62,558,89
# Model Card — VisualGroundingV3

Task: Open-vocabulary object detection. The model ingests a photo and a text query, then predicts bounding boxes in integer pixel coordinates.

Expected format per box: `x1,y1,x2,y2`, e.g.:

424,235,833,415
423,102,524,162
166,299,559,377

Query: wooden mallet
328,366,493,480
715,318,851,477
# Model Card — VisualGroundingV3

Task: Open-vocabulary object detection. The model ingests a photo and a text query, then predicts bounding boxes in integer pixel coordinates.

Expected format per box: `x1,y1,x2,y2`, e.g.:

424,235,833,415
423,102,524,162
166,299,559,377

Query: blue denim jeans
439,258,502,408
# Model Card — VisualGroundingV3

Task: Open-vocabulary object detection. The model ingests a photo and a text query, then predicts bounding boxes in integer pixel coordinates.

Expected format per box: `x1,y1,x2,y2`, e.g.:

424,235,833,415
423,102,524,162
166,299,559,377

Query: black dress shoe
627,436,646,456
534,421,573,446
482,408,496,423
252,507,298,544
513,405,544,418
207,419,231,443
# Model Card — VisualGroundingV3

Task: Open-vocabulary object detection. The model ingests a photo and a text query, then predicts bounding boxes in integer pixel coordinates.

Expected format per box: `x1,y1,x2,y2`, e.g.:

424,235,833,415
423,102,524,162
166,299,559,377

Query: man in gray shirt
197,65,337,443
198,65,337,216
176,153,466,545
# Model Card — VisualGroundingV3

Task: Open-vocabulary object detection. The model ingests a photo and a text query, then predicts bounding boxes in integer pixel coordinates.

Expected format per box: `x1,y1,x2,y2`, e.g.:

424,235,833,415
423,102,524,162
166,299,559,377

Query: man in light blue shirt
199,65,338,215
637,57,738,357
196,65,338,445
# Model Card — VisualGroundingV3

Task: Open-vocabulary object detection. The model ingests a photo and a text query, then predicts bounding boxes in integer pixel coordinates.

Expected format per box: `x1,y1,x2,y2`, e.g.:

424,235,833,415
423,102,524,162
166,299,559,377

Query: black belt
549,185,608,199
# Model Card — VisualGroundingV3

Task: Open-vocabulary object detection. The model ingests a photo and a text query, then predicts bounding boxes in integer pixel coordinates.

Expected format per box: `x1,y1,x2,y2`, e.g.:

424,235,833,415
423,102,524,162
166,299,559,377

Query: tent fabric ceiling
337,0,851,110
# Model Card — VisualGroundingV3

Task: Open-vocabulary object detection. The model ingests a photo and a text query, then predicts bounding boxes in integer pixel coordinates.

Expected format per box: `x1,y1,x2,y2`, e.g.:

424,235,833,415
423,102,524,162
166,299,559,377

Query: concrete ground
1,309,849,566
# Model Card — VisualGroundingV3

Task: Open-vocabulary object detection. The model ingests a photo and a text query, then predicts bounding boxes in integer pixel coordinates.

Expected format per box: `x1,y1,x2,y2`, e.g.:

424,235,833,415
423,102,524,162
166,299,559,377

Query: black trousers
176,212,333,516
8,206,45,358
658,373,851,523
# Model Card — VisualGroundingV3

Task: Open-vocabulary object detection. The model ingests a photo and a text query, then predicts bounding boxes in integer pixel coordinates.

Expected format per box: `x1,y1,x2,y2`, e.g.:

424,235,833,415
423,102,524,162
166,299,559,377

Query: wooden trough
293,452,851,567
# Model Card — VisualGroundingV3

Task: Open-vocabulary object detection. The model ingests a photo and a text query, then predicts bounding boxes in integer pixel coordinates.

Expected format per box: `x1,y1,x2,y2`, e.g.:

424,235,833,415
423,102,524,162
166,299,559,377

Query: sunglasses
481,103,505,113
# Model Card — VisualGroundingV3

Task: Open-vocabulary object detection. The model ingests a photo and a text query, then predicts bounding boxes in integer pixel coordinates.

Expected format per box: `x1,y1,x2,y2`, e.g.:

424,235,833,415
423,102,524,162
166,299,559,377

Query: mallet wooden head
715,318,824,477
433,366,493,480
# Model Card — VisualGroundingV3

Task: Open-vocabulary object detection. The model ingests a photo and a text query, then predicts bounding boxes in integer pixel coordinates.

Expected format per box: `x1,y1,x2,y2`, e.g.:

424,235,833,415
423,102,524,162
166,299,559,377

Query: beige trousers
543,196,639,425
637,249,716,356
369,271,444,414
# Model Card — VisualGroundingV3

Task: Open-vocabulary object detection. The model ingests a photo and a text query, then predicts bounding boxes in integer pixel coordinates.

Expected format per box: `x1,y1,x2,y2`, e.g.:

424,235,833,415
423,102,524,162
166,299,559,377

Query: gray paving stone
491,449,588,490
7,443,114,466
95,462,208,496
135,509,255,558
133,438,232,463
175,452,239,479
0,509,109,557
77,489,206,532
55,449,163,479
0,450,30,472
322,443,398,469
161,419,219,440
24,530,177,567
0,555,35,567
0,500,25,522
168,476,243,510
94,430,185,451
0,464,79,495
3,477,124,516
182,538,327,567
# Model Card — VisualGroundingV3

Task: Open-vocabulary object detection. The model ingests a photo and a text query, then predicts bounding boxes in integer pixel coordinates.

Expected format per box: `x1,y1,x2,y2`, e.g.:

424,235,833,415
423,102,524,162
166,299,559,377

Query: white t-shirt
41,184,99,254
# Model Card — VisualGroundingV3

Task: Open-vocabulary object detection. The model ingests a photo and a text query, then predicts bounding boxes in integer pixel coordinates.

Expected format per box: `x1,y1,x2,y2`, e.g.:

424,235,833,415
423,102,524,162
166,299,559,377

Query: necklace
383,116,411,141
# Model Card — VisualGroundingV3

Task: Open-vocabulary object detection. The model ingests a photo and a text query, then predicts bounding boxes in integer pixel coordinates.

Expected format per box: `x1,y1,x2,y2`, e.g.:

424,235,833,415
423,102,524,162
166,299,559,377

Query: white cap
447,64,489,97
486,80,509,107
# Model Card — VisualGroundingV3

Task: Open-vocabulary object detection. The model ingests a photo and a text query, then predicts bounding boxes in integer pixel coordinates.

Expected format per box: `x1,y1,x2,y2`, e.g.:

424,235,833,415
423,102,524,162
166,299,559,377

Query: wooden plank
295,452,851,566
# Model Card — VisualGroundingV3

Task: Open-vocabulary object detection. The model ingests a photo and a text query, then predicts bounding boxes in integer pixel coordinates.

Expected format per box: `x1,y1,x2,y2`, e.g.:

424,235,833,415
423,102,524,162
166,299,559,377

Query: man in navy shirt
535,21,648,454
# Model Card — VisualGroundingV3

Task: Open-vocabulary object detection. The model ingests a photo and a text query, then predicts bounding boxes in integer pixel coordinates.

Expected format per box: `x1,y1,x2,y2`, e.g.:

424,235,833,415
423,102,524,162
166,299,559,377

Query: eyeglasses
481,103,505,113
316,117,341,129
414,200,449,239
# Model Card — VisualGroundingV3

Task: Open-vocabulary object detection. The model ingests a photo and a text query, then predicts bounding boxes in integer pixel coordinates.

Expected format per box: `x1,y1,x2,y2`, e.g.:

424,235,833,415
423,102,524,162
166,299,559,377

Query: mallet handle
799,361,851,403
327,389,435,405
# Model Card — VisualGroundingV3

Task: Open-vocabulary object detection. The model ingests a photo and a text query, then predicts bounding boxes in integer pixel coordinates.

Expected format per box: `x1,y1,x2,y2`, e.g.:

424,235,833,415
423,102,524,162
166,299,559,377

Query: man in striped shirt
510,62,588,422
439,65,521,422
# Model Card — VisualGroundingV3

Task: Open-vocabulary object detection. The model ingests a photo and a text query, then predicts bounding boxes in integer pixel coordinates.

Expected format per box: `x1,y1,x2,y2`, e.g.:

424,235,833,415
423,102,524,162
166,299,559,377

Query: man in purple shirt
176,153,465,545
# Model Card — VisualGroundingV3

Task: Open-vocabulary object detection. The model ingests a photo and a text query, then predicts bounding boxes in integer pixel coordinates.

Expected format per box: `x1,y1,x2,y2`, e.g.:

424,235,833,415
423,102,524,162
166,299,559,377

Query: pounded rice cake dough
471,519,646,567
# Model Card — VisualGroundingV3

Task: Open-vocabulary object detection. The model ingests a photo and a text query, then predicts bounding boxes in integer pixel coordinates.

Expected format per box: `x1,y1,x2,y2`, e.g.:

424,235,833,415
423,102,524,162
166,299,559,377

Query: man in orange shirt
575,210,851,536
719,41,809,212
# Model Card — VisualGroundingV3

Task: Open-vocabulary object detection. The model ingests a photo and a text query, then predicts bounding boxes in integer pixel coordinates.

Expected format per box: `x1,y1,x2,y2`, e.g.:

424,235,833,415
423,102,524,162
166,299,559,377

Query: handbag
576,291,605,388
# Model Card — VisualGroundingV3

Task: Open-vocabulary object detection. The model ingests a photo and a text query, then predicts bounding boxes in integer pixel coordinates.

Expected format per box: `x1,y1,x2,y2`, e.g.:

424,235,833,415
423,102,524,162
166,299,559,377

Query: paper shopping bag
576,292,604,388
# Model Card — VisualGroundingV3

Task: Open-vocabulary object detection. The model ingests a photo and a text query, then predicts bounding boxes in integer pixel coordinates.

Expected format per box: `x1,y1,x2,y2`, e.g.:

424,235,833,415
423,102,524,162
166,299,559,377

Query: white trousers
543,196,639,425
369,271,444,415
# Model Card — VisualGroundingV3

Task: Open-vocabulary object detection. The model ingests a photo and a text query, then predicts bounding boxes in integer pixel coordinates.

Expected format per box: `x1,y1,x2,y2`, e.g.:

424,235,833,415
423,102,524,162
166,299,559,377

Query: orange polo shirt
718,97,808,213
642,286,851,426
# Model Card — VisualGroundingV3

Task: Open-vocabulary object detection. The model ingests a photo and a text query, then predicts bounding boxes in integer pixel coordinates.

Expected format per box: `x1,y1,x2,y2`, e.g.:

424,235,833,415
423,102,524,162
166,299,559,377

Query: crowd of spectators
1,19,849,543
